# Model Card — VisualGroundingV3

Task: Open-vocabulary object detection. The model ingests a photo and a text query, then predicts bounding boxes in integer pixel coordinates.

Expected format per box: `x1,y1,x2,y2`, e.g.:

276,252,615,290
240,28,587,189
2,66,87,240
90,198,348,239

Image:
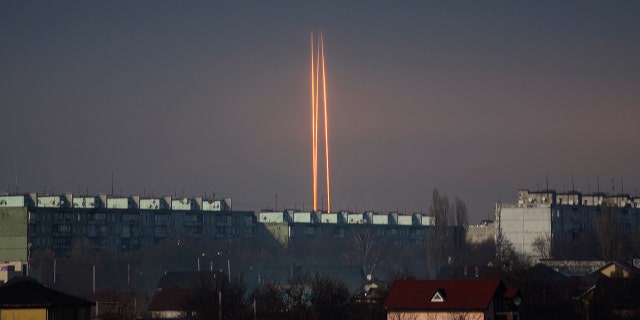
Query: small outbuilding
0,277,94,320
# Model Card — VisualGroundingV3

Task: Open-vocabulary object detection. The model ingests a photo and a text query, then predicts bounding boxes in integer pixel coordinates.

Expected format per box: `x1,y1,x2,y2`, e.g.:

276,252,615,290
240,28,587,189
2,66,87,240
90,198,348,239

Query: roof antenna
52,154,56,195
571,174,575,193
14,164,18,194
611,178,615,195
545,174,549,191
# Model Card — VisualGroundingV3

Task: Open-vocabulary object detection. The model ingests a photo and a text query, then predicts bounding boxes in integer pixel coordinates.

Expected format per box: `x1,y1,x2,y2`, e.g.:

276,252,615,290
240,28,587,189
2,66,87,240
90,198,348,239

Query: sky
1,1,639,222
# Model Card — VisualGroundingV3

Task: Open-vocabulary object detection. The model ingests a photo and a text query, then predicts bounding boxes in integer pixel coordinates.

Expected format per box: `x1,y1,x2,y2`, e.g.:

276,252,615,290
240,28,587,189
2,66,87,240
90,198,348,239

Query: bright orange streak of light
310,32,317,212
321,33,331,213
314,34,321,211
310,31,332,213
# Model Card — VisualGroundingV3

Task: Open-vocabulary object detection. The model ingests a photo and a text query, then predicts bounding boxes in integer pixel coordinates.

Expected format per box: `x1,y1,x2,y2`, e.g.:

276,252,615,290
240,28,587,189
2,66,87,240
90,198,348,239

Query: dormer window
430,289,445,303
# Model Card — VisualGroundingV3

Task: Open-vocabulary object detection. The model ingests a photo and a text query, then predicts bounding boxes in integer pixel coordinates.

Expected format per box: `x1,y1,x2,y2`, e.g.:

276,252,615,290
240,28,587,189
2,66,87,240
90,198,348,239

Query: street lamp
197,252,205,271
217,251,231,282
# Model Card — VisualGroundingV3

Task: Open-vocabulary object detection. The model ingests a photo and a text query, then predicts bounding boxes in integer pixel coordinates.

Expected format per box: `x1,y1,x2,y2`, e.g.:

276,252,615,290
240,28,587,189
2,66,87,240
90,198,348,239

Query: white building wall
320,213,337,223
397,215,413,226
498,206,552,258
0,196,24,207
37,196,63,208
421,216,435,226
371,214,388,225
72,196,99,208
107,198,130,209
347,213,364,224
140,199,163,210
201,200,221,211
293,212,312,223
259,212,285,223
171,199,194,210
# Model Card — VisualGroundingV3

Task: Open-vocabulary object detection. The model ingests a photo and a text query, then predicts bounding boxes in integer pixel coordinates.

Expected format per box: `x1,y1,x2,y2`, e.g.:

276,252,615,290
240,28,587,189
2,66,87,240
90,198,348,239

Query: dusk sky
1,1,639,222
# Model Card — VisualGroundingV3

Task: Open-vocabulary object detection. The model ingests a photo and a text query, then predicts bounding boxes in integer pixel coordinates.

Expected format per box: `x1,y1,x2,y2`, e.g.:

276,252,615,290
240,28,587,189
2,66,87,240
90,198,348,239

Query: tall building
0,197,28,261
1,192,462,285
257,210,437,247
496,189,640,261
0,193,256,258
0,193,444,259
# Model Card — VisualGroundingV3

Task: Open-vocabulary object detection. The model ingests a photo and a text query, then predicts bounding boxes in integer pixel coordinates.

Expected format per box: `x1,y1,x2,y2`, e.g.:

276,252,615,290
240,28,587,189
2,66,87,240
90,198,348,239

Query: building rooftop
0,277,94,308
384,279,503,311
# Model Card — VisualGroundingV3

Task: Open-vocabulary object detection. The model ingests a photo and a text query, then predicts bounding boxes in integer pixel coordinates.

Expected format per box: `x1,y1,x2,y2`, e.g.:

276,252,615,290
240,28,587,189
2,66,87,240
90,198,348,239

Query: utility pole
93,265,96,293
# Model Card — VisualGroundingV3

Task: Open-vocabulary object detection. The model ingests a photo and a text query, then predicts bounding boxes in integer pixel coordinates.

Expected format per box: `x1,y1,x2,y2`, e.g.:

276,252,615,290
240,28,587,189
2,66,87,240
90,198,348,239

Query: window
430,290,445,303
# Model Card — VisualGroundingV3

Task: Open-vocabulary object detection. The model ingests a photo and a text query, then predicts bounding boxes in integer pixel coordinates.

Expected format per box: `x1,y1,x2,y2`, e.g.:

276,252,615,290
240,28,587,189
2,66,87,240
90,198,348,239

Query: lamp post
217,251,231,282
197,252,205,272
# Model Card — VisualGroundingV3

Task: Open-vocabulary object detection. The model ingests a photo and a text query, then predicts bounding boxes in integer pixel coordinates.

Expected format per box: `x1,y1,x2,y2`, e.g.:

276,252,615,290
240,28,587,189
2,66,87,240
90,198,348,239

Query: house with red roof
384,279,519,320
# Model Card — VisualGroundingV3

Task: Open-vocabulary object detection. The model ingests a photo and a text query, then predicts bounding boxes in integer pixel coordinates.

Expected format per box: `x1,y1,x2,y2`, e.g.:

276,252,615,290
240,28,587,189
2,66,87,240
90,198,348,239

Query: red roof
384,279,502,311
504,287,519,299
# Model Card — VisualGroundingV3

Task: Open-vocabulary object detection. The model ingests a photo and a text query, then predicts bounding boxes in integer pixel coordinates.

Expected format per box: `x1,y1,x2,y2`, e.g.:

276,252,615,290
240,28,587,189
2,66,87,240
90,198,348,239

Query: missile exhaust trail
310,32,331,213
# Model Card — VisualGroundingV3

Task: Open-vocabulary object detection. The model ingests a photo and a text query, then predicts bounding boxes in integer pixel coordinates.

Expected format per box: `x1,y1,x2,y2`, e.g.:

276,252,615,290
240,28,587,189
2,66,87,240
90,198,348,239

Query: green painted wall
0,207,28,261
257,222,289,247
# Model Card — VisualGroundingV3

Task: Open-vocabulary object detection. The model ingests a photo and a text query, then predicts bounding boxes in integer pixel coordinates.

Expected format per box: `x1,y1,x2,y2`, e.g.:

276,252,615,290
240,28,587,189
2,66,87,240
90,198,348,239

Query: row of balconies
0,193,232,212
517,189,640,208
258,210,435,226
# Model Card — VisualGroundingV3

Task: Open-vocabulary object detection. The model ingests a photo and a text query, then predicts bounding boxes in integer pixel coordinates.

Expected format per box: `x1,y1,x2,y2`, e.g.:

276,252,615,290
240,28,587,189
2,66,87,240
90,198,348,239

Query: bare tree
596,204,619,261
452,197,468,266
97,289,139,320
427,189,452,278
531,234,552,260
284,272,313,318
454,197,468,228
182,272,219,320
249,280,289,320
310,273,351,320
342,227,385,277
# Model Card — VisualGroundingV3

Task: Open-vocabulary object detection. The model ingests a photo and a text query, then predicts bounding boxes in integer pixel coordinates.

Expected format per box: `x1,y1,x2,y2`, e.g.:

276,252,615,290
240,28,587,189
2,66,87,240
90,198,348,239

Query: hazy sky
1,1,639,222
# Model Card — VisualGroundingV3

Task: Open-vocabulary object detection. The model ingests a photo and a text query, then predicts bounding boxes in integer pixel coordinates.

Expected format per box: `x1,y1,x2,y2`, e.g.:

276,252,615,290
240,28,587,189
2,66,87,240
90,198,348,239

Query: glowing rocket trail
321,34,331,213
315,34,321,210
310,31,331,213
310,33,317,211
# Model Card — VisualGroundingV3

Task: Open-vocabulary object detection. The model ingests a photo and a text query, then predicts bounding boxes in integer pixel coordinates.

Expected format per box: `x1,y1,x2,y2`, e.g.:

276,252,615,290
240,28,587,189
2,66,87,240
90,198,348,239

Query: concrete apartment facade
257,210,439,247
0,193,255,257
1,193,444,260
496,189,640,260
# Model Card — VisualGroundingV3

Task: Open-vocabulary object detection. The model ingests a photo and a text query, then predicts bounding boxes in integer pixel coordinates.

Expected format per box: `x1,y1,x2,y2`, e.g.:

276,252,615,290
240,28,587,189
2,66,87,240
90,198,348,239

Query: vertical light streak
321,33,331,213
314,34,320,210
310,31,332,213
310,32,317,211
314,33,321,211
